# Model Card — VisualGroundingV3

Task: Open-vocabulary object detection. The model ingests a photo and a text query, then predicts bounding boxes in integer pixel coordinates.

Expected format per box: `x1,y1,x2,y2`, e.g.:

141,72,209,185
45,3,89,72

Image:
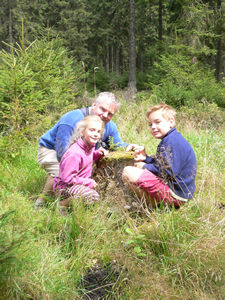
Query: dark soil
81,264,121,300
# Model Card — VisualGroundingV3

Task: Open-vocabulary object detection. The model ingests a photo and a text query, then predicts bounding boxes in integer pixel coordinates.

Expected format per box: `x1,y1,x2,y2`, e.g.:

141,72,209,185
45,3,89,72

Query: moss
94,151,135,191
101,151,134,163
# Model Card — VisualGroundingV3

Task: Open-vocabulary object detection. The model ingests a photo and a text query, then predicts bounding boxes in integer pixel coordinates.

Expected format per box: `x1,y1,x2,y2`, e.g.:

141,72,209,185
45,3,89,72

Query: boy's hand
98,147,109,156
134,145,146,161
134,162,146,169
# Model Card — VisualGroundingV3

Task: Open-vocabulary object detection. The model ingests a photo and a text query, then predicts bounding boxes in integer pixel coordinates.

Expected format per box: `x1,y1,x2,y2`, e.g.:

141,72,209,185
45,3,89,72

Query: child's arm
98,147,109,157
93,147,109,161
134,162,146,169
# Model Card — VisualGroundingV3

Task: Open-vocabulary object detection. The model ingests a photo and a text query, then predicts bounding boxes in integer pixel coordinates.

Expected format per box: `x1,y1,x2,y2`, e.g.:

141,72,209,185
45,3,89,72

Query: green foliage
0,130,30,161
86,69,149,92
0,209,23,292
136,72,149,91
0,38,82,131
148,52,225,108
125,228,146,257
109,72,129,90
1,96,225,299
86,67,110,92
178,102,225,129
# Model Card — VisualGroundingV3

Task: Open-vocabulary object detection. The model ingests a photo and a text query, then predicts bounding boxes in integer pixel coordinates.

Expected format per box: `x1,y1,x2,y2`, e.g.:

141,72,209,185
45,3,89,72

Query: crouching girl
53,115,108,215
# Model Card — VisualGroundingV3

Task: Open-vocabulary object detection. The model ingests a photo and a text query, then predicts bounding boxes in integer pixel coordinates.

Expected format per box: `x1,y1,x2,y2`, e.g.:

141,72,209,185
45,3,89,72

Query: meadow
1,91,225,300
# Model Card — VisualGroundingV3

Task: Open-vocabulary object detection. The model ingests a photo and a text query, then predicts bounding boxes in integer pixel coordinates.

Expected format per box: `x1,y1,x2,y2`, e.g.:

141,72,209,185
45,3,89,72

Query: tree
128,0,137,92
215,0,222,81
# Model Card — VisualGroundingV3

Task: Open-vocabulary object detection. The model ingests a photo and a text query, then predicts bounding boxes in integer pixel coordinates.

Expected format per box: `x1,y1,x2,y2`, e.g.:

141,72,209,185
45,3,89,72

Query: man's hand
126,144,146,161
98,147,109,156
134,162,146,169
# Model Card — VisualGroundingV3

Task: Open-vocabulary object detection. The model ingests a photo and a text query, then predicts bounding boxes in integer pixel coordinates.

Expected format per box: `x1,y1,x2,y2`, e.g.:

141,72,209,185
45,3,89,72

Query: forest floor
1,92,225,299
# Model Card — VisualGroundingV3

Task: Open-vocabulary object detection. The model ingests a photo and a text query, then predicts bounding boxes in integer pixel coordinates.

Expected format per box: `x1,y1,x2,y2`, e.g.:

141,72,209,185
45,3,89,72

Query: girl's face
81,121,102,146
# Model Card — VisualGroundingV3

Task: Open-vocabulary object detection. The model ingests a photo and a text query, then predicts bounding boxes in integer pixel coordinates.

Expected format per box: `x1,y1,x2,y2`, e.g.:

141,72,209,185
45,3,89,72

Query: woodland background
0,0,225,102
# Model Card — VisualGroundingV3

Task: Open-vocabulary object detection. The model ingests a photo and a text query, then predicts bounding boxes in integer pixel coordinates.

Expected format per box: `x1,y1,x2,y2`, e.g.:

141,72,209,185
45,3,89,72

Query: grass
1,93,225,299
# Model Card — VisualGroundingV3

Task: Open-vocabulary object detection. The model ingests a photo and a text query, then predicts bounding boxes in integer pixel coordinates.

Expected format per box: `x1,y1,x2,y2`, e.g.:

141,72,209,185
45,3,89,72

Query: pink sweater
53,138,103,194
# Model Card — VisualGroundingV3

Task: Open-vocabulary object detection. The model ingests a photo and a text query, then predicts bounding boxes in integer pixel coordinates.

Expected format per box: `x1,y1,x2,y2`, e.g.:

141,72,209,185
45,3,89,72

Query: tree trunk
115,48,120,74
121,44,125,74
111,45,114,72
128,0,137,93
8,0,13,54
106,35,109,73
158,0,162,41
216,0,222,82
139,50,143,73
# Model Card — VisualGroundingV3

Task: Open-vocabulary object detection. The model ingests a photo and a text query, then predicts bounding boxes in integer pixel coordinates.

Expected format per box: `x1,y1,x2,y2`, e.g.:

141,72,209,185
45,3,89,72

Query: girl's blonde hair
70,115,105,145
146,103,176,125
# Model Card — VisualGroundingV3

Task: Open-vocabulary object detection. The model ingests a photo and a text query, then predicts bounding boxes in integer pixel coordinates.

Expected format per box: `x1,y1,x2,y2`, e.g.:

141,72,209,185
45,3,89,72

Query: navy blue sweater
143,128,197,199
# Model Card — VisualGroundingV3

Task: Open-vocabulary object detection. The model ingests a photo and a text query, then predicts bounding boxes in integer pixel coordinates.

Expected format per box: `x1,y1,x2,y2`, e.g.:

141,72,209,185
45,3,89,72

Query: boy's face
148,110,175,139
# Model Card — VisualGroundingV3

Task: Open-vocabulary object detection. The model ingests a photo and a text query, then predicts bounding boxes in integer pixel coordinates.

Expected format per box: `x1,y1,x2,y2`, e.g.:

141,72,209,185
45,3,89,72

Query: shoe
34,198,45,210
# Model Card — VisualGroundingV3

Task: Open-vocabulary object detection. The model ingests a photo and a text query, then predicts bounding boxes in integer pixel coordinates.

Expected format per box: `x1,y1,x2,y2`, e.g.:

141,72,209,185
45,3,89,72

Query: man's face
91,100,117,124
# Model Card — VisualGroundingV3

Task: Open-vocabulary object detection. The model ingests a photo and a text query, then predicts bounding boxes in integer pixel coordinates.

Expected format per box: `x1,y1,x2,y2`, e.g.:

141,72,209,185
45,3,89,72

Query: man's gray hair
95,92,120,108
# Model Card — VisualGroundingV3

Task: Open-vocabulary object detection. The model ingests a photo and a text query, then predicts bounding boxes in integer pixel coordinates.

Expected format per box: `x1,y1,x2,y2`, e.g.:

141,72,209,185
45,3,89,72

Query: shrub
0,210,23,294
86,67,110,92
0,130,30,161
0,38,82,131
178,102,225,129
148,52,225,108
109,72,129,90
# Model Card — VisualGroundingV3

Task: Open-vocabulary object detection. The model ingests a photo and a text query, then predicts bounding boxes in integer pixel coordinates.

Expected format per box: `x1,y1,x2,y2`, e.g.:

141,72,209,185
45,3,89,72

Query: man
35,92,129,208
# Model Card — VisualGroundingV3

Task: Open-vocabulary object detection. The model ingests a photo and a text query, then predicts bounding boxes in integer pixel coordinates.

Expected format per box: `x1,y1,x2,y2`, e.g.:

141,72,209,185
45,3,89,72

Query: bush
86,67,110,92
0,38,82,131
0,130,30,161
109,72,129,90
0,210,22,294
178,102,225,129
148,53,225,108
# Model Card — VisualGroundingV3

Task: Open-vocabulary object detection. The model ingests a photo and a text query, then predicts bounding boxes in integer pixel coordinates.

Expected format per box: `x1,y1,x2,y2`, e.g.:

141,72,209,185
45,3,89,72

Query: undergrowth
0,95,225,299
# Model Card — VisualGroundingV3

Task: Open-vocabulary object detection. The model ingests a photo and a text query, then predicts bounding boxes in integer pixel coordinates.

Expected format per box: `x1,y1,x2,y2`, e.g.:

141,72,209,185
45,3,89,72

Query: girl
53,115,108,215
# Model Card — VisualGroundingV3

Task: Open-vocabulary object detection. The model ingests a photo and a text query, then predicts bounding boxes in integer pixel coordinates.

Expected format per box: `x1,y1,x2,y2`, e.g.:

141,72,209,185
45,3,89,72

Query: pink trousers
136,169,182,207
61,184,99,204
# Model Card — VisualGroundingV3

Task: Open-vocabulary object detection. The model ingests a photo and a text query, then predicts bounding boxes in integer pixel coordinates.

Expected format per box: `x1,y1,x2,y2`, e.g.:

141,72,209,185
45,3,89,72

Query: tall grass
1,94,225,299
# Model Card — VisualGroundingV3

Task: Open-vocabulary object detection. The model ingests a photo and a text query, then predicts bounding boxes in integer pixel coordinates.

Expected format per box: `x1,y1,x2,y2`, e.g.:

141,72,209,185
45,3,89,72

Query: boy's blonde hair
70,115,105,145
146,103,176,125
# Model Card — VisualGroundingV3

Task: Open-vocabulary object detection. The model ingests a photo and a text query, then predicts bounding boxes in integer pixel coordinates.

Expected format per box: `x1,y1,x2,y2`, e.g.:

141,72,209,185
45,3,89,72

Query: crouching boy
122,103,197,208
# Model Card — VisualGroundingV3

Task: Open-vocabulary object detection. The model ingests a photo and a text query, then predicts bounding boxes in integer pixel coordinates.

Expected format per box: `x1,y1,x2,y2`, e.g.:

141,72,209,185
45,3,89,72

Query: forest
1,1,225,299
0,0,225,96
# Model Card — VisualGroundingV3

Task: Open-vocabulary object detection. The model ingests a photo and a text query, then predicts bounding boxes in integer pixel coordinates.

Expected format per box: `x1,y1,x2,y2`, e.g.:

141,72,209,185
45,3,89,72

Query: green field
1,93,225,299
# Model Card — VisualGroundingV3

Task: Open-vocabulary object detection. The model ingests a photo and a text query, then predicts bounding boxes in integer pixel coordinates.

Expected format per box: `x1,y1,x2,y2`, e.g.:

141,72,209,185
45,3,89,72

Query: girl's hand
98,147,109,156
134,162,146,169
134,146,146,161
93,180,98,188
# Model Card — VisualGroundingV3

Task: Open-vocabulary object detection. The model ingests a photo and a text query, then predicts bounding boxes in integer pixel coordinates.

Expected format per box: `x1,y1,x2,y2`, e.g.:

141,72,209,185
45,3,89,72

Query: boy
122,103,197,207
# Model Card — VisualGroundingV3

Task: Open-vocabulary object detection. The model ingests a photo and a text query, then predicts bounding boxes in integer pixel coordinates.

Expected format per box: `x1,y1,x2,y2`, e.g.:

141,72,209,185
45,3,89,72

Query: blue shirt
143,128,197,199
39,108,128,161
